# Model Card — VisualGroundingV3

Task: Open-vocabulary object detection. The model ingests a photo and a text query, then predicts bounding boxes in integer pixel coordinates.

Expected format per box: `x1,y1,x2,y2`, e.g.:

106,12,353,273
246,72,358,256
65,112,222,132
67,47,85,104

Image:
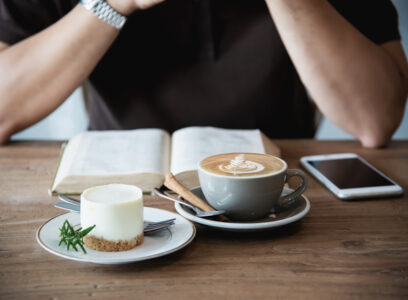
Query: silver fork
55,198,175,234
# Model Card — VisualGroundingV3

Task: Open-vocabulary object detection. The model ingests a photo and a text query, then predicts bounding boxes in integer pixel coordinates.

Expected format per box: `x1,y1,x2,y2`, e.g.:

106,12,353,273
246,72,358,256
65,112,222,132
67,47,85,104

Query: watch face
81,0,99,9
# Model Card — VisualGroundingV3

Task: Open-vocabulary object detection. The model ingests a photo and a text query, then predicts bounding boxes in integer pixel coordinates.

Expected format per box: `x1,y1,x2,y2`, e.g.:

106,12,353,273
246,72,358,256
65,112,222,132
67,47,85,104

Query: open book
50,126,280,195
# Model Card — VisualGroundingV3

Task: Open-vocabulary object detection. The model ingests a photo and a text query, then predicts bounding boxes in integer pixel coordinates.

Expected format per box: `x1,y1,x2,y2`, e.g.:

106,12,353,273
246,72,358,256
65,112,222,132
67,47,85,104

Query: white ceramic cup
198,153,308,221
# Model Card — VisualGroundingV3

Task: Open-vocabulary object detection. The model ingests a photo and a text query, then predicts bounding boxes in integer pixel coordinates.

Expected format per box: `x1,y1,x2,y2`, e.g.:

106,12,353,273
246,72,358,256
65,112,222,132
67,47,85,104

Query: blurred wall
12,0,408,141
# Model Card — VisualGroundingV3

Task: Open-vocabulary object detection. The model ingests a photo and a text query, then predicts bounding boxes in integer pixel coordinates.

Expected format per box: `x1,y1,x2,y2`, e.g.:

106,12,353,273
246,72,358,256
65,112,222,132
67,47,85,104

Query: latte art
219,155,265,175
200,153,285,177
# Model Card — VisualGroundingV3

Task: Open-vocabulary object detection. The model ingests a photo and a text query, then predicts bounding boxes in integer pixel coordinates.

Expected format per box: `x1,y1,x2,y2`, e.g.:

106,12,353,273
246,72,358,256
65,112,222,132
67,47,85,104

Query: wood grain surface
0,140,407,299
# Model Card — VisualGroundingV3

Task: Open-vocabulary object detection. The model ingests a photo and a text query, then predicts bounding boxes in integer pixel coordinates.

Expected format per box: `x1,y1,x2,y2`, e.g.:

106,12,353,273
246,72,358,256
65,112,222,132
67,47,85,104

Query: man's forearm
265,0,407,147
0,4,120,143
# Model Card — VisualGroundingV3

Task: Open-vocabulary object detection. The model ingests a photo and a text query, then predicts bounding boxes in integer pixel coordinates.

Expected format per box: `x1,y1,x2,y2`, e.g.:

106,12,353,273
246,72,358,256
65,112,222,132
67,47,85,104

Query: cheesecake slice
80,184,144,252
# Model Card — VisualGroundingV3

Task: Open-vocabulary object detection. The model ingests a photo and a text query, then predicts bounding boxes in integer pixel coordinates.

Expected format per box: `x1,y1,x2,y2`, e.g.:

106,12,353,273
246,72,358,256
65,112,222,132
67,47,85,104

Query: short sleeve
0,0,76,45
329,0,400,44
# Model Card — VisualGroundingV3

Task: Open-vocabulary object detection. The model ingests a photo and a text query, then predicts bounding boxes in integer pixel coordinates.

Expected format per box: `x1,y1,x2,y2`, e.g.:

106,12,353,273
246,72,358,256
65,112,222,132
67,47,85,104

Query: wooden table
1,140,407,299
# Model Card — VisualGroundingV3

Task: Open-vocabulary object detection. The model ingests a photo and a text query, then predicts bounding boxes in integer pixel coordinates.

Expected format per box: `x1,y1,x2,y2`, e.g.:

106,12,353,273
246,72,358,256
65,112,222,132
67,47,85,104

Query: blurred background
11,0,408,141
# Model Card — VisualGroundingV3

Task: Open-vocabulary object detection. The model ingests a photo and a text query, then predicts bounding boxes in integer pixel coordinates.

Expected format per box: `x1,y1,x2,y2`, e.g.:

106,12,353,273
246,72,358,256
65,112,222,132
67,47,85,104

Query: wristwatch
80,0,127,29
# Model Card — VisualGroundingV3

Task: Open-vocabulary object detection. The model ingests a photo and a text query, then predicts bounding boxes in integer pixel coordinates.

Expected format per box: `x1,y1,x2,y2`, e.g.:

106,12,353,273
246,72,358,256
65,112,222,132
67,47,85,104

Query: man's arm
0,42,7,51
265,0,408,148
0,0,163,145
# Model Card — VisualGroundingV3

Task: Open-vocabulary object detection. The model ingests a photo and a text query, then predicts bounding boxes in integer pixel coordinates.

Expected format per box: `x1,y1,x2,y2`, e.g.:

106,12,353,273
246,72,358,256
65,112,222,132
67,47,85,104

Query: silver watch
80,0,127,29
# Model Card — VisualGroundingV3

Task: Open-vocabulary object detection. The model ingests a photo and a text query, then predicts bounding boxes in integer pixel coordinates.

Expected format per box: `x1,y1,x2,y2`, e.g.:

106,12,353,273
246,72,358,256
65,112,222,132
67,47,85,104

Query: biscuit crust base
83,233,144,252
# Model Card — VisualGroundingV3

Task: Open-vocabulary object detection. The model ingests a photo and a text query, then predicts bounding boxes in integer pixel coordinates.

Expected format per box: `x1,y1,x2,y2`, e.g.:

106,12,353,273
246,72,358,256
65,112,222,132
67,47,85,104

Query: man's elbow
0,118,14,145
359,117,402,148
360,86,407,148
360,132,391,149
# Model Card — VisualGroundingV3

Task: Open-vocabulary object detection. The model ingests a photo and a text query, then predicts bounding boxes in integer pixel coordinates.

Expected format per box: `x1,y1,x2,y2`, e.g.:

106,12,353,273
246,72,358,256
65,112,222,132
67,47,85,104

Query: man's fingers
135,0,166,10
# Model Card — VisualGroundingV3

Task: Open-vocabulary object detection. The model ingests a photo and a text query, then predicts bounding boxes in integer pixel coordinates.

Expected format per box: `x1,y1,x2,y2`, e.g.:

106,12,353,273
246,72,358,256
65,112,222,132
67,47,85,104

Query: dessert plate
174,187,310,232
36,207,196,264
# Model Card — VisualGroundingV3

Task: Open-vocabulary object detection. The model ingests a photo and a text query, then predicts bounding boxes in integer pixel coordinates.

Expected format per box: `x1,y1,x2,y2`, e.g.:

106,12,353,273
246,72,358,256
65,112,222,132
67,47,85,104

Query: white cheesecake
80,184,144,252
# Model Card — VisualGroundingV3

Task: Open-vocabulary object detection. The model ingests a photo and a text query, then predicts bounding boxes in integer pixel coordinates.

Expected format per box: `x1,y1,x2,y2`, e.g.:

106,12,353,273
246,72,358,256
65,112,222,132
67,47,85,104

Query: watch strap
80,0,127,29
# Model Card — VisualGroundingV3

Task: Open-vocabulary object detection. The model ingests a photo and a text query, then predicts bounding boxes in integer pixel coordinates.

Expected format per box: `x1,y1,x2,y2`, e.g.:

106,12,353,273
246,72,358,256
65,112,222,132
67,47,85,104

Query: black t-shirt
0,0,401,138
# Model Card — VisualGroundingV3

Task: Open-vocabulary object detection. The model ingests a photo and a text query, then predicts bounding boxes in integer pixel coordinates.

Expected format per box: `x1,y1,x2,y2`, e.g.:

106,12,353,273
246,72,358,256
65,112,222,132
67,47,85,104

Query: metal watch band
80,0,127,29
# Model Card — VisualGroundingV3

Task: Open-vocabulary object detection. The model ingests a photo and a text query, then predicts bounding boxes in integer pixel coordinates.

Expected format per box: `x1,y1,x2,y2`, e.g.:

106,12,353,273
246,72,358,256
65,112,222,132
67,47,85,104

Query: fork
55,200,175,234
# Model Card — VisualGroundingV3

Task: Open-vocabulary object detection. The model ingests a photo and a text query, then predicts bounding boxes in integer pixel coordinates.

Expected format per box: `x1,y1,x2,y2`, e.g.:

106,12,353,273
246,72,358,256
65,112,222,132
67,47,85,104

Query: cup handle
278,169,308,208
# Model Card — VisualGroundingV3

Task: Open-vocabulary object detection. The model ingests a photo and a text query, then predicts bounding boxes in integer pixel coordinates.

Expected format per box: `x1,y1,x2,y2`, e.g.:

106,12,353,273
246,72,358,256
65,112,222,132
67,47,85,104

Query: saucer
36,207,196,264
174,187,310,232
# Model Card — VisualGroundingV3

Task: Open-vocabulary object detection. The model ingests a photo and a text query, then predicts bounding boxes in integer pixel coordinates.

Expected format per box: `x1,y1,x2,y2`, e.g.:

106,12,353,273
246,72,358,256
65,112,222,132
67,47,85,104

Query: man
0,0,407,147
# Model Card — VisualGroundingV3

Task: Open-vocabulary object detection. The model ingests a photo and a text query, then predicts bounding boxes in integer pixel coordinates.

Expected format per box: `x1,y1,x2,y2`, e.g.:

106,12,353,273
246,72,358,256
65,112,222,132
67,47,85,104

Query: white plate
175,187,310,232
36,207,196,264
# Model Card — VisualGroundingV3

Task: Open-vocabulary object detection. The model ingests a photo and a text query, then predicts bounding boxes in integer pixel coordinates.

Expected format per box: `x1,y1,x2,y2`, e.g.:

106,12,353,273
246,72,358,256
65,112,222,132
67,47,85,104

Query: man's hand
107,0,165,16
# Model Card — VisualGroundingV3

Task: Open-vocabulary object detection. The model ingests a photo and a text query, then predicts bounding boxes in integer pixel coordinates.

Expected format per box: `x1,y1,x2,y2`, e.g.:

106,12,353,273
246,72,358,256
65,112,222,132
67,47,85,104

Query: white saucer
174,187,310,232
36,207,196,264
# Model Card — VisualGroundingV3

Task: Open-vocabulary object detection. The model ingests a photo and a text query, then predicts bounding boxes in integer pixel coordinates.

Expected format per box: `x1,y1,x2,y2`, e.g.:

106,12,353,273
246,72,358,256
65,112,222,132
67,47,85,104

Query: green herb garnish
59,220,95,254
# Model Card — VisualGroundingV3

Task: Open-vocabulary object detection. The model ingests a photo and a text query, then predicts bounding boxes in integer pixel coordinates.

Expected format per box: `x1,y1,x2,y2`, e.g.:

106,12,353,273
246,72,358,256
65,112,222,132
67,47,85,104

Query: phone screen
307,158,394,189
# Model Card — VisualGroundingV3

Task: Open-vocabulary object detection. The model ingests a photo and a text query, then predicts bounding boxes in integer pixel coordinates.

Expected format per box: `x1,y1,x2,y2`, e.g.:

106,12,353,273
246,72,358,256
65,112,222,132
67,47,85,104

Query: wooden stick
164,173,216,212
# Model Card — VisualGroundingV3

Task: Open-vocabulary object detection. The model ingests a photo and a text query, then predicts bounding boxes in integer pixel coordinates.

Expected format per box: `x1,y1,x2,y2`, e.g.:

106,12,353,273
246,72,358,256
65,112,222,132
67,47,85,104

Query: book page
170,127,265,175
58,129,170,178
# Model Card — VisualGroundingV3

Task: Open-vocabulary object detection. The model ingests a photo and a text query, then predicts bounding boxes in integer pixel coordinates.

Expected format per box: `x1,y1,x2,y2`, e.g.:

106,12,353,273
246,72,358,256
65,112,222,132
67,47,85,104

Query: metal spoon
153,188,225,218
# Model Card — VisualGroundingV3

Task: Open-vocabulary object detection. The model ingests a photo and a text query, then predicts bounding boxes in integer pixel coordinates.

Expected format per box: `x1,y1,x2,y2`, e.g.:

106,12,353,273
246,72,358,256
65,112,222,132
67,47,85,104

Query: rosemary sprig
59,220,95,254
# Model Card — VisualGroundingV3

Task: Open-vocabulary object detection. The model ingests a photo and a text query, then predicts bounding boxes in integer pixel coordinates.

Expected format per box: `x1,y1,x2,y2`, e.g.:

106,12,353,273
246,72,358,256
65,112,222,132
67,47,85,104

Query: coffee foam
200,153,285,177
219,154,265,175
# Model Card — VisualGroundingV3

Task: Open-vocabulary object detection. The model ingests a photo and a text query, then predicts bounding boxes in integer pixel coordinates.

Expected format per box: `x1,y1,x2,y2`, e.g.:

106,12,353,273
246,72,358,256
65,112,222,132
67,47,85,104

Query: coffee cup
197,153,307,221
